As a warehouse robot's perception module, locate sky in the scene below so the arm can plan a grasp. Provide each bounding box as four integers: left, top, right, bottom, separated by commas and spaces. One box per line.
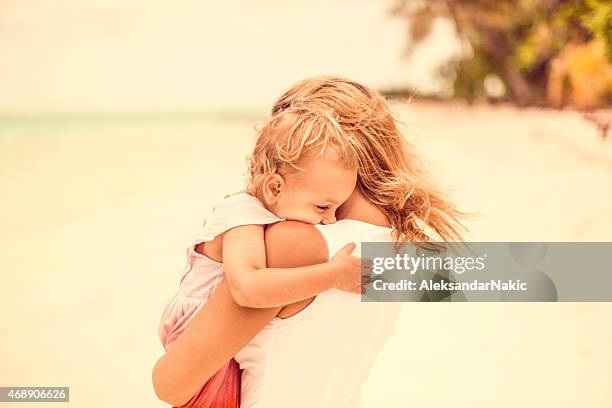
0, 0, 461, 112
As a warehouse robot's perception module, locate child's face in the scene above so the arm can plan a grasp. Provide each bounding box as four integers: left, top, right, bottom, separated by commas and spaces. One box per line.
265, 151, 357, 225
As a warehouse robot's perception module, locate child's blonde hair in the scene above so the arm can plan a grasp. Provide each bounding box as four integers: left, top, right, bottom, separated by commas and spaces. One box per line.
246, 105, 359, 196
270, 76, 467, 243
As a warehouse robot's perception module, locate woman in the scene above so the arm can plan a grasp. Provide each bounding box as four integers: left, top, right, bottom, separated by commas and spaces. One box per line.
152, 77, 465, 407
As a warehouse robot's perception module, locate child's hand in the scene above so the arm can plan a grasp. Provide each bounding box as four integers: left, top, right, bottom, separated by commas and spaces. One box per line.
329, 243, 372, 295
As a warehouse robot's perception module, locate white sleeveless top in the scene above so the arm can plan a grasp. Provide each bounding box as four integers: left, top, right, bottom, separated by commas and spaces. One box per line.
159, 193, 283, 350
234, 219, 403, 408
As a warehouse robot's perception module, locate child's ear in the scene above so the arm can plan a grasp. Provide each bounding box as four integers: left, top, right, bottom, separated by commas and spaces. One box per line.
262, 174, 285, 205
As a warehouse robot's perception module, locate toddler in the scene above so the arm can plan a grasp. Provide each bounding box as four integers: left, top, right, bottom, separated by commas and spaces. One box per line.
158, 104, 365, 407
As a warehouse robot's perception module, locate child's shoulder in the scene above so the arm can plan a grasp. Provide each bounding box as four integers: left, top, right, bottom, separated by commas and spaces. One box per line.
195, 192, 284, 244
214, 191, 266, 213
211, 192, 279, 223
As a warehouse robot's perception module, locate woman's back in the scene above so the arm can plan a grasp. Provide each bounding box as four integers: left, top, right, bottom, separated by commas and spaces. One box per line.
235, 219, 402, 408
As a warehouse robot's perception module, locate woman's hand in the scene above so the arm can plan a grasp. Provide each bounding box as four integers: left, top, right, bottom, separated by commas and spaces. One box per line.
328, 243, 372, 294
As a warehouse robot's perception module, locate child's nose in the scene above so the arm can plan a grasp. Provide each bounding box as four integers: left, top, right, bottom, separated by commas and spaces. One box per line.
321, 215, 337, 225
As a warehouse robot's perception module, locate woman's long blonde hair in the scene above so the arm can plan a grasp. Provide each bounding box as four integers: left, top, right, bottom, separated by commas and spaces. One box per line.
271, 76, 467, 243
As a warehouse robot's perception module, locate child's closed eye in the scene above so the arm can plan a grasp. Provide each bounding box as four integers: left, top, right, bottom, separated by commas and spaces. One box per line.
315, 205, 329, 211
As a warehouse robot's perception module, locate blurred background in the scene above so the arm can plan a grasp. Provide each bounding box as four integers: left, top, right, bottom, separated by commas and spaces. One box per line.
1, 0, 611, 407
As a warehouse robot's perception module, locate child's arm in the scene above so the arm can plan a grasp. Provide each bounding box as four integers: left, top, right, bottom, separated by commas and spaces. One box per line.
152, 221, 326, 405
222, 222, 364, 308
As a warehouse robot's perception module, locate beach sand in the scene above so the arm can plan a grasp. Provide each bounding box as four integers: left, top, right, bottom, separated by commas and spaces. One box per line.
1, 102, 611, 407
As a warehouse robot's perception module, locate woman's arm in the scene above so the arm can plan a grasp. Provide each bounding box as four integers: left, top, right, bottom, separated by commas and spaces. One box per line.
152, 221, 328, 406
223, 224, 360, 308
152, 279, 280, 406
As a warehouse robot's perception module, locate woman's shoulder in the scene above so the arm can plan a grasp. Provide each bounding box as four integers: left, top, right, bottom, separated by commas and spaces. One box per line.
264, 221, 329, 266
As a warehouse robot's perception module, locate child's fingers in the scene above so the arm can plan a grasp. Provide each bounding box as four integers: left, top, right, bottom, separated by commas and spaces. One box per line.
360, 258, 373, 269
340, 242, 357, 254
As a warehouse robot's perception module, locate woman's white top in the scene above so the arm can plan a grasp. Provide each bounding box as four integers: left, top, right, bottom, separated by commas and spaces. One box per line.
234, 219, 403, 408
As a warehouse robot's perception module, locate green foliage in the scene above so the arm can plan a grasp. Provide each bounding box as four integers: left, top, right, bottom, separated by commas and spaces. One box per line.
583, 0, 612, 59
391, 0, 612, 108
